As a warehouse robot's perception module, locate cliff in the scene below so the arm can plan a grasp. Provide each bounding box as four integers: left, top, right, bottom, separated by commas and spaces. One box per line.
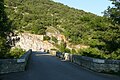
15, 33, 55, 51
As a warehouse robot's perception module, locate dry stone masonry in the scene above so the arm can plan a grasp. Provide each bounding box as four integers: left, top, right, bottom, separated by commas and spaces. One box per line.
55, 52, 120, 73
72, 55, 120, 73
15, 33, 55, 51
0, 49, 32, 74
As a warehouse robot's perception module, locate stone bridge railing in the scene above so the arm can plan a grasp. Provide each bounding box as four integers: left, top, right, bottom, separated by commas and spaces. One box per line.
0, 49, 32, 74
55, 52, 120, 73
72, 55, 120, 73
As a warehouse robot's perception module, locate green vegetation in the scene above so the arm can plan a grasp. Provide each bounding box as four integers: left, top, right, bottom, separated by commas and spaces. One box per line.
52, 36, 58, 43
0, 0, 25, 59
0, 0, 12, 58
8, 47, 26, 59
43, 35, 50, 41
64, 48, 71, 53
79, 48, 107, 59
104, 0, 120, 24
71, 49, 77, 54
1, 0, 120, 59
58, 42, 66, 52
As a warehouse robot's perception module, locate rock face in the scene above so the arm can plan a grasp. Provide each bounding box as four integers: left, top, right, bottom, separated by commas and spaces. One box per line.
14, 32, 89, 52
15, 33, 55, 51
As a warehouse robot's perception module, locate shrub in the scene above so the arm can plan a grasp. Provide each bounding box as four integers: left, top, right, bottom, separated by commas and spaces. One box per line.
43, 36, 50, 41
8, 47, 26, 58
71, 49, 77, 54
79, 47, 103, 58
111, 49, 120, 60
57, 41, 66, 52
52, 36, 58, 43
65, 48, 71, 53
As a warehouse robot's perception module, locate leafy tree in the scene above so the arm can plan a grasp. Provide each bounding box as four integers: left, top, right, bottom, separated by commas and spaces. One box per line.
0, 0, 11, 58
104, 0, 120, 24
3, 0, 120, 59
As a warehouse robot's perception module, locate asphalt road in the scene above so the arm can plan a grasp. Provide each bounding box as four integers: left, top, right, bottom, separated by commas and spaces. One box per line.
0, 52, 120, 80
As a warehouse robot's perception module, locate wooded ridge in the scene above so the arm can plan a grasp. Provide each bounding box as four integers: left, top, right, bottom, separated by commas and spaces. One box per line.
0, 0, 120, 59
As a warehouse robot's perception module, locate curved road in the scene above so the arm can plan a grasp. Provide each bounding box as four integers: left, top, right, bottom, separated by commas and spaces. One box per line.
1, 52, 120, 80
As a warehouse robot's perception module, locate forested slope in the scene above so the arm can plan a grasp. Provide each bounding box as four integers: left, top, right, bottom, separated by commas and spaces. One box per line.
2, 0, 120, 59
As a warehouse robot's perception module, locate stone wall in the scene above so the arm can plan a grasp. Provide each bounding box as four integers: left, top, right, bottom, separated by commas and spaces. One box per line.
55, 52, 120, 73
15, 33, 55, 51
0, 49, 32, 74
71, 55, 120, 73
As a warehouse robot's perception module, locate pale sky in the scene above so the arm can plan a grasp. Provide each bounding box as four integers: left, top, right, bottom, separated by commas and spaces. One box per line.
53, 0, 113, 16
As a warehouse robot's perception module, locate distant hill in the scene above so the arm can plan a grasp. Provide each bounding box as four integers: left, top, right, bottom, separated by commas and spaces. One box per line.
4, 0, 120, 59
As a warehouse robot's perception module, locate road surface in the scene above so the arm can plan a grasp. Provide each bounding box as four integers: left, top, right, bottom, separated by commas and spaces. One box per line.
0, 52, 120, 80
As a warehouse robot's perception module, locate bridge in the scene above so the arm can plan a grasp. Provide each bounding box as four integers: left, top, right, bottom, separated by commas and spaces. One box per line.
0, 52, 120, 80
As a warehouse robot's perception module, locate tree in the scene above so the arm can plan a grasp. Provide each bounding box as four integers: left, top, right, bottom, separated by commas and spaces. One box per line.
3, 0, 120, 59
0, 0, 11, 58
104, 0, 120, 24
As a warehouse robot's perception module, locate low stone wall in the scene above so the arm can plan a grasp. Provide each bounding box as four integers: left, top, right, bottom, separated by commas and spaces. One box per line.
0, 49, 32, 74
55, 52, 120, 73
72, 55, 120, 73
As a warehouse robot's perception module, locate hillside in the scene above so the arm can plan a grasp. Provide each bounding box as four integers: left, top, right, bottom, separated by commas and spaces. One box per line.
2, 0, 120, 59
4, 0, 110, 43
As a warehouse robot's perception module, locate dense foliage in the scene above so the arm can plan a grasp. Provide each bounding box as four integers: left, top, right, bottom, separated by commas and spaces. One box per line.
9, 47, 26, 58
0, 0, 26, 59
43, 35, 51, 41
2, 0, 120, 59
0, 0, 12, 58
104, 0, 120, 24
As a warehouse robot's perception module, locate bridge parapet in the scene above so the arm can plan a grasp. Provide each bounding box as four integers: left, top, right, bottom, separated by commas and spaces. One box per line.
71, 55, 120, 73
55, 52, 120, 73
0, 49, 32, 74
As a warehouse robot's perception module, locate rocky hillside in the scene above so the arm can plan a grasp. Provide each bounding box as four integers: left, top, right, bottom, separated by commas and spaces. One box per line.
15, 33, 54, 51
13, 31, 89, 52
3, 0, 120, 59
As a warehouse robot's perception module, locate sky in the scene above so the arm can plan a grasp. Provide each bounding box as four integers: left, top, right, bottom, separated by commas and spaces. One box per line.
53, 0, 113, 16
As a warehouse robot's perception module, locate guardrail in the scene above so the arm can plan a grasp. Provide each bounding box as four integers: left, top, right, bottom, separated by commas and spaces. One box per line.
0, 49, 32, 74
